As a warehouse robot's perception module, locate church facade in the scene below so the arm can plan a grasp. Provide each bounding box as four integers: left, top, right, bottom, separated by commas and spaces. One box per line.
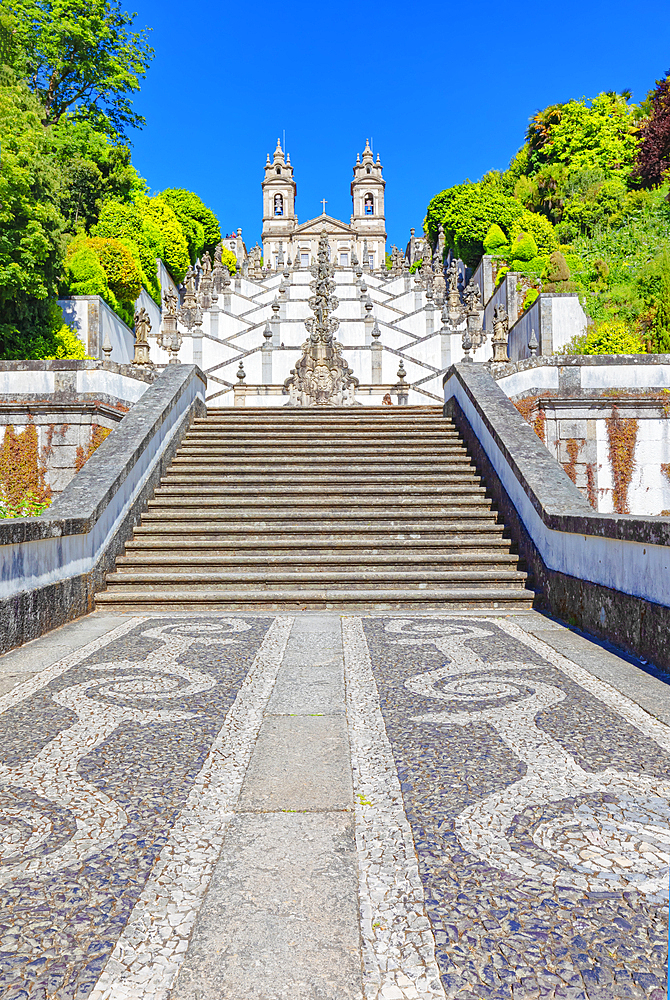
261, 139, 387, 272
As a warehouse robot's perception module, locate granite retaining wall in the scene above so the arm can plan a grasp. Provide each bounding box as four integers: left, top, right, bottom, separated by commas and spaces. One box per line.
444, 362, 670, 671
0, 365, 206, 653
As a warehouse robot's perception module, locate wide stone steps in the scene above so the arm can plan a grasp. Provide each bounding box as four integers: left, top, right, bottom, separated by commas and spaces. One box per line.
98, 407, 533, 611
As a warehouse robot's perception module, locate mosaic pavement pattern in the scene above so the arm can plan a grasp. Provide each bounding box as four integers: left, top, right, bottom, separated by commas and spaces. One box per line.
349, 616, 669, 1000
0, 613, 667, 1000
0, 615, 291, 999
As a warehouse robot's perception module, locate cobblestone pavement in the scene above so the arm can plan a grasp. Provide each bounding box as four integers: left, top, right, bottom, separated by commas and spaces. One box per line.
0, 611, 667, 1000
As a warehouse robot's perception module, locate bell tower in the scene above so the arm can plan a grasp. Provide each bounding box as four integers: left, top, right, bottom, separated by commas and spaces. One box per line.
262, 139, 297, 266
351, 139, 386, 269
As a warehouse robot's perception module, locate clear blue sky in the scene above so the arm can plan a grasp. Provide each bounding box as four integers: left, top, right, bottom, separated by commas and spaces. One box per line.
127, 0, 670, 251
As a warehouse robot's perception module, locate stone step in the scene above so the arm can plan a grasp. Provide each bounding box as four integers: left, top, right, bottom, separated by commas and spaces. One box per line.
123, 536, 512, 552
153, 484, 489, 497
138, 511, 499, 526
104, 569, 527, 587
175, 446, 470, 457
95, 586, 534, 610
131, 526, 506, 541
146, 496, 493, 511
159, 473, 483, 486
116, 551, 520, 568
183, 432, 462, 443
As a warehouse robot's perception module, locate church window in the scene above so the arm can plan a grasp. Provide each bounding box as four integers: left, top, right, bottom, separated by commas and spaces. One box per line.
274, 193, 283, 216
276, 166, 281, 174
301, 253, 309, 267
366, 165, 371, 174
364, 193, 374, 215
340, 252, 349, 266
368, 253, 375, 269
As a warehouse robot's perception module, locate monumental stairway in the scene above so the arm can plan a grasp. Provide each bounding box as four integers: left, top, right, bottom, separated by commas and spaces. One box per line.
97, 407, 533, 611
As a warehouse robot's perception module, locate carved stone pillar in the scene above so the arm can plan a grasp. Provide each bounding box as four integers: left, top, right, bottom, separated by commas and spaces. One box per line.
371, 321, 382, 384
261, 324, 273, 384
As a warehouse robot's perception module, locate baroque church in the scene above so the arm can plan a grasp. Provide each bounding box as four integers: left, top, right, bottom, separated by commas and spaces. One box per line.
146, 139, 483, 406
260, 138, 387, 272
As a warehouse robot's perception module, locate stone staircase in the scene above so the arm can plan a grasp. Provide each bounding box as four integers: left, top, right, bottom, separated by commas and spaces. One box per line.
96, 406, 534, 611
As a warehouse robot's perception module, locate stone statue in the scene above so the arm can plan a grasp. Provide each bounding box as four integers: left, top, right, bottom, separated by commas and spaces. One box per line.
132, 307, 152, 365
491, 304, 509, 363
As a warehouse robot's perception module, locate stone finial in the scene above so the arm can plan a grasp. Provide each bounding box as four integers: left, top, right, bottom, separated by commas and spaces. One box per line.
371, 319, 381, 340
272, 297, 280, 315
395, 360, 409, 405
365, 295, 374, 315
263, 323, 272, 343
102, 332, 113, 361
237, 360, 246, 382
528, 328, 539, 357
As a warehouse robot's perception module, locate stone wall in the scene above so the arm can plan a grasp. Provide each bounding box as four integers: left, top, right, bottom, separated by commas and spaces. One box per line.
58, 295, 136, 363
0, 362, 153, 493
444, 362, 670, 670
490, 355, 670, 516
507, 293, 588, 360
0, 365, 206, 654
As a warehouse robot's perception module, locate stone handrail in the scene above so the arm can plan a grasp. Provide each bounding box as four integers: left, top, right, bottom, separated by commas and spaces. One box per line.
1, 364, 206, 652
443, 362, 670, 668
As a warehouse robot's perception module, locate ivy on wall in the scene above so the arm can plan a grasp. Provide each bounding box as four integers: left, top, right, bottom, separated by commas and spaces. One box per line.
605, 406, 638, 514
75, 424, 112, 472
0, 422, 52, 516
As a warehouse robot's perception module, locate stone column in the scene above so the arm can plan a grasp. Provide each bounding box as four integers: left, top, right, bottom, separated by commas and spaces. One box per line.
414, 276, 423, 312
371, 321, 382, 384
271, 298, 281, 347
364, 297, 374, 345
192, 323, 203, 367
209, 298, 219, 340
482, 256, 494, 303
261, 324, 273, 384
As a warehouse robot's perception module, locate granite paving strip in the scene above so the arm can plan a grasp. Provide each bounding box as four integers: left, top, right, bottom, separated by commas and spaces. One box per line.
342, 616, 448, 1000
0, 613, 286, 1000
169, 614, 362, 1000
358, 614, 669, 1000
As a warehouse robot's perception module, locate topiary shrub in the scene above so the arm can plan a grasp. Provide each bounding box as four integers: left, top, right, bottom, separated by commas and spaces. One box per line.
510, 210, 558, 255
483, 224, 508, 255
88, 237, 142, 302
64, 243, 110, 298
495, 266, 510, 289
543, 250, 572, 291
510, 231, 539, 263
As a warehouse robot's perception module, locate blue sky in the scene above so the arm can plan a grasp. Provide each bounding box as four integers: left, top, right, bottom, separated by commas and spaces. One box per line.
127, 0, 670, 251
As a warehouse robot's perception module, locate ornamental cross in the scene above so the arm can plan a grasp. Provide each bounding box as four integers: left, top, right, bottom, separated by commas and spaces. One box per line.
321, 199, 327, 215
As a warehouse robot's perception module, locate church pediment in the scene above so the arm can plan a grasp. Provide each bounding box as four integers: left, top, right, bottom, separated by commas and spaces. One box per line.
293, 214, 356, 237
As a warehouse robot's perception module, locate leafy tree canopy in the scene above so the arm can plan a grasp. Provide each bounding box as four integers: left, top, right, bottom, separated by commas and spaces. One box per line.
633, 69, 670, 188
6, 0, 153, 139
161, 188, 222, 261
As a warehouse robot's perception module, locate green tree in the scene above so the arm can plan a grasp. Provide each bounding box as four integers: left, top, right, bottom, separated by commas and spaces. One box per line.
0, 82, 64, 357
6, 0, 153, 138
92, 198, 161, 300
161, 188, 221, 261
526, 93, 639, 175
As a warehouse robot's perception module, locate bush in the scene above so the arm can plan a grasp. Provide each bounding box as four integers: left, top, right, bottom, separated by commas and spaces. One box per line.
65, 235, 141, 303
44, 324, 90, 359
161, 189, 221, 260
427, 182, 526, 267
510, 231, 538, 263
560, 319, 646, 355
139, 196, 190, 283
220, 244, 238, 274
64, 242, 110, 298
510, 210, 558, 254
522, 288, 539, 311
483, 224, 508, 254
92, 200, 161, 302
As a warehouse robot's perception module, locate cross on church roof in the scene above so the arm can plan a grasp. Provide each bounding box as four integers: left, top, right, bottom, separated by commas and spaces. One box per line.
321, 199, 327, 215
